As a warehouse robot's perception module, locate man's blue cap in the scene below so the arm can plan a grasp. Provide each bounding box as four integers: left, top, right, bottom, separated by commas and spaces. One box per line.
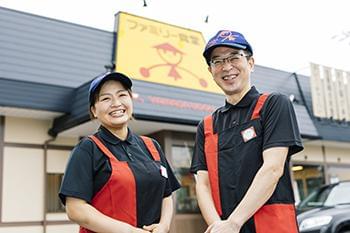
203, 30, 253, 64
88, 71, 132, 105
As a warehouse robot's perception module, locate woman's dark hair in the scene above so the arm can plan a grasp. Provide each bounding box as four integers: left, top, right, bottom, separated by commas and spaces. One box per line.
89, 80, 132, 119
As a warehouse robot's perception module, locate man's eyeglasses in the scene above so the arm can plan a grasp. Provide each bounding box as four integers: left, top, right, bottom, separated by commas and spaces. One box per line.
210, 52, 248, 68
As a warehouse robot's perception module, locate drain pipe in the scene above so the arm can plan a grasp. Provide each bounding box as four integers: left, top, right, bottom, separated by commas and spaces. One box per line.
43, 137, 56, 233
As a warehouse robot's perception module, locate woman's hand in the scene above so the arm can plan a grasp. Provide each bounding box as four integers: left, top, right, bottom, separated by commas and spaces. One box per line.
131, 227, 151, 233
143, 223, 169, 233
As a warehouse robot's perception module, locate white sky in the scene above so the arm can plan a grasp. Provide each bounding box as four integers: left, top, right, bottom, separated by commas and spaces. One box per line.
1, 0, 349, 76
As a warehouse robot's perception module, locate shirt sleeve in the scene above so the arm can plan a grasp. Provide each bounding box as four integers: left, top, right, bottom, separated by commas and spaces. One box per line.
190, 120, 208, 174
59, 138, 95, 205
152, 139, 181, 197
262, 93, 304, 156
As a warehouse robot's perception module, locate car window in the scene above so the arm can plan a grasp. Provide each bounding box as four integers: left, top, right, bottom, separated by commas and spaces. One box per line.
324, 183, 350, 206
298, 186, 332, 209
297, 182, 350, 213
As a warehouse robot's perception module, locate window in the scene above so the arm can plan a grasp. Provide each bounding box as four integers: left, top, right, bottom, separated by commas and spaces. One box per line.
46, 173, 65, 212
293, 164, 325, 202
172, 144, 199, 214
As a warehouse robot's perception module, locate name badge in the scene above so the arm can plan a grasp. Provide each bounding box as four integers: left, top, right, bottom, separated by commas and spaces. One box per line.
160, 165, 168, 178
241, 126, 257, 142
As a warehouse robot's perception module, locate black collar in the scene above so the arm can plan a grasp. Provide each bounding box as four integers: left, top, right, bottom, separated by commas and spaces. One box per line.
221, 86, 260, 113
98, 126, 136, 145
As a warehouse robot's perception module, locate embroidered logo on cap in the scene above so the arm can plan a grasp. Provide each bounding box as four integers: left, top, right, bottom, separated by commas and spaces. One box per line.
241, 126, 257, 142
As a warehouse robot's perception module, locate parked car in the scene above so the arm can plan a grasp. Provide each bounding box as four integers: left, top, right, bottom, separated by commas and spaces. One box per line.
297, 181, 350, 233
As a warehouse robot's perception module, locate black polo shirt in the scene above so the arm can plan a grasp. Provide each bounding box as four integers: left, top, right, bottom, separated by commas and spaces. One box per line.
191, 86, 303, 220
59, 126, 180, 226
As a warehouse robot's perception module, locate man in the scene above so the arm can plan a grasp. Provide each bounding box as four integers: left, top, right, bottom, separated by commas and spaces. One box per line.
190, 30, 303, 233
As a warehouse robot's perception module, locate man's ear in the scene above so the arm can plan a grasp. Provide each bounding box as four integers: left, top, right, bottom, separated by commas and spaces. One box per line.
249, 57, 255, 71
208, 66, 213, 75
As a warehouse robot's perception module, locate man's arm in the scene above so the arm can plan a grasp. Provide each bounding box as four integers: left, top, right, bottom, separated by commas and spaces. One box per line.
206, 147, 288, 233
196, 170, 222, 225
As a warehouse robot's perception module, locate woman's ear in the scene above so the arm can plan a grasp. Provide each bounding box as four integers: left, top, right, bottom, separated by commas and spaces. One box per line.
90, 106, 97, 118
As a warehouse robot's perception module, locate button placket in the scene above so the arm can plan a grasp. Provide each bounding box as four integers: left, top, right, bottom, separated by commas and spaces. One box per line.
121, 143, 134, 161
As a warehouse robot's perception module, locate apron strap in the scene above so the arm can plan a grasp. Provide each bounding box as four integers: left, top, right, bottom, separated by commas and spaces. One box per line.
89, 135, 119, 162
251, 93, 269, 120
203, 114, 222, 217
140, 136, 161, 161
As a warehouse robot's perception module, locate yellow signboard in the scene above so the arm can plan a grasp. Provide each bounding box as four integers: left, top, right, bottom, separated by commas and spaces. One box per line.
114, 12, 222, 94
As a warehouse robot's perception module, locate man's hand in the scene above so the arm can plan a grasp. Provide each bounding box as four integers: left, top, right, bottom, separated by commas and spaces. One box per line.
204, 220, 240, 233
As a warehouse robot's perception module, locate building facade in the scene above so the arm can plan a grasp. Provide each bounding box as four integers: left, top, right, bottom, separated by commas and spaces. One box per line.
1, 6, 350, 233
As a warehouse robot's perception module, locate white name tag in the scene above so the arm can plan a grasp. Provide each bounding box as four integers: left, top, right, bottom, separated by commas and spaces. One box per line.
160, 165, 168, 178
241, 126, 257, 142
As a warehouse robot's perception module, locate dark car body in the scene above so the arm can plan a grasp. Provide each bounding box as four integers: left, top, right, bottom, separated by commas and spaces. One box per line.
297, 181, 350, 233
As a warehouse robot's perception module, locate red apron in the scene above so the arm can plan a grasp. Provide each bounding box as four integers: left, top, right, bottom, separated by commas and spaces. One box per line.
204, 93, 298, 233
79, 135, 160, 233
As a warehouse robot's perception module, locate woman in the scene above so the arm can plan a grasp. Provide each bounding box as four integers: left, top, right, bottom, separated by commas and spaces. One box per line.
59, 72, 180, 233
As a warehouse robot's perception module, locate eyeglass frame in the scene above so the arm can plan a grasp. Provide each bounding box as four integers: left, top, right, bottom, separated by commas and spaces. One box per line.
209, 50, 251, 68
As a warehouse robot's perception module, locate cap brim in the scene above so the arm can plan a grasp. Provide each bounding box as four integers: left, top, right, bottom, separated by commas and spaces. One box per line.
102, 72, 132, 89
89, 72, 133, 105
203, 43, 248, 62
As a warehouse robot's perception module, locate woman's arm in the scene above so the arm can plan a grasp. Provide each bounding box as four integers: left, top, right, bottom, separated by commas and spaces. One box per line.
66, 197, 150, 233
159, 195, 174, 231
143, 195, 174, 233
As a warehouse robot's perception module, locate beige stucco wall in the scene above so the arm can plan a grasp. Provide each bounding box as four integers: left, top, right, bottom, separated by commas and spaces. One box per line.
50, 136, 79, 146
46, 224, 79, 233
4, 116, 78, 145
4, 117, 51, 143
328, 166, 350, 180
2, 147, 44, 222
292, 144, 324, 162
47, 149, 70, 173
292, 143, 350, 165
46, 213, 69, 221
1, 116, 77, 229
325, 146, 350, 164
0, 226, 43, 233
